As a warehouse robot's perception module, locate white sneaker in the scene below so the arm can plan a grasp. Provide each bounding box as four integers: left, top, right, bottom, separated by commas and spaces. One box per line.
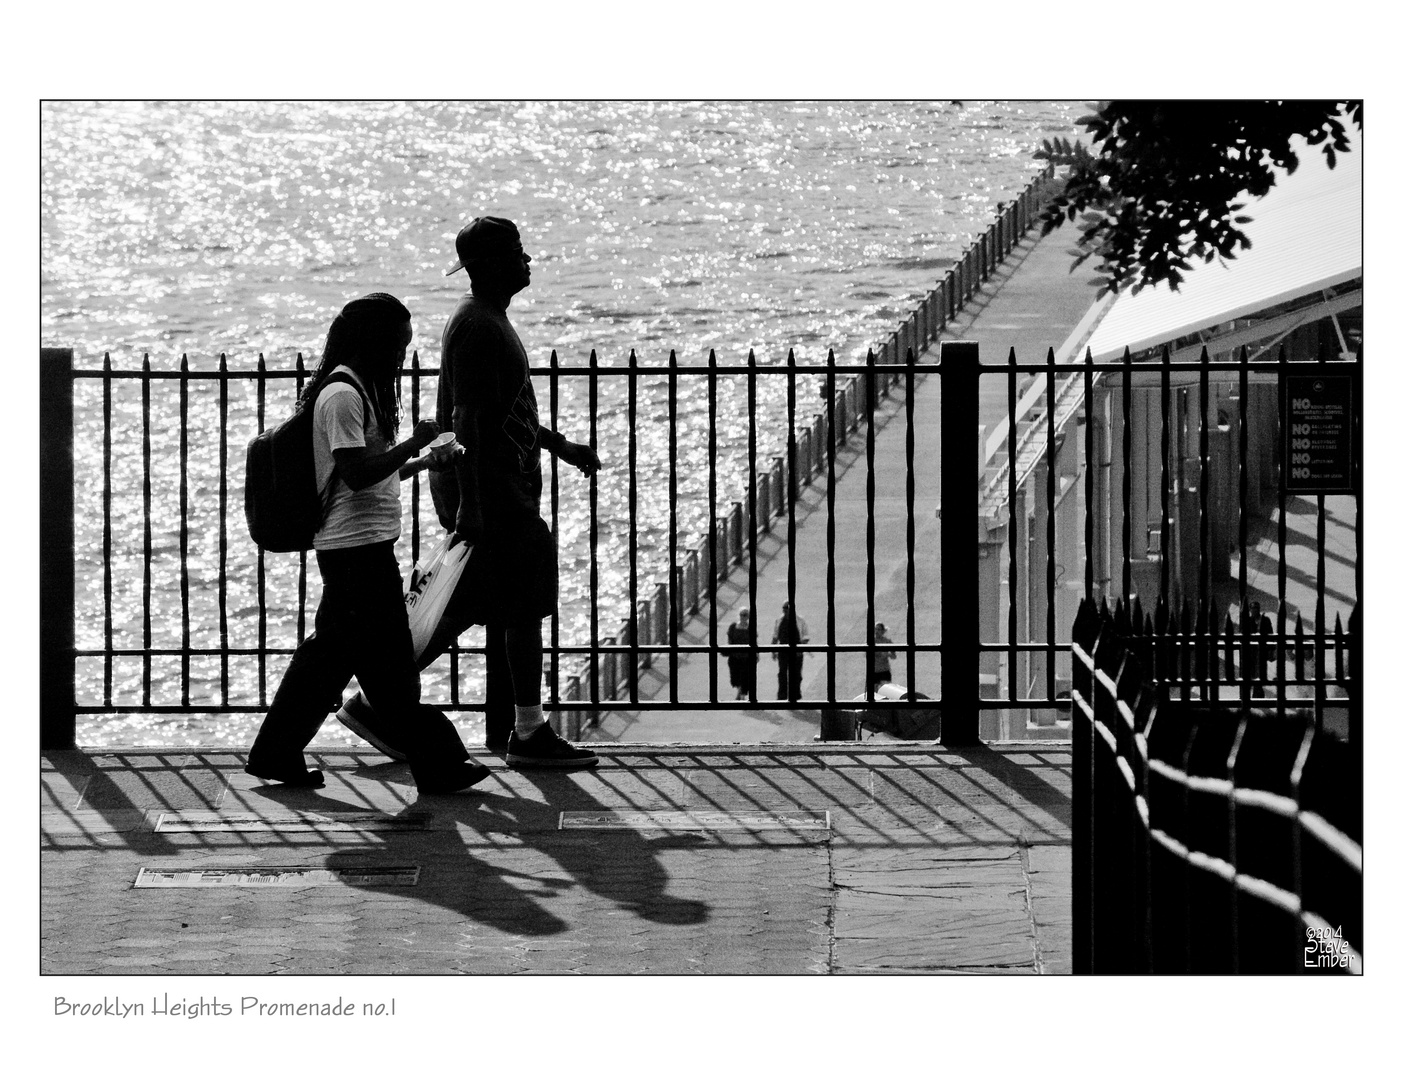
336, 693, 407, 761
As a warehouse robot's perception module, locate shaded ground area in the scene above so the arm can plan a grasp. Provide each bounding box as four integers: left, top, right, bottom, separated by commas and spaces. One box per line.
42, 744, 1070, 975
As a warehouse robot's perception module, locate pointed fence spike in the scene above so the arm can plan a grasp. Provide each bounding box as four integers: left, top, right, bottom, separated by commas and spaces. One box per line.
1132, 596, 1145, 636
1224, 616, 1237, 683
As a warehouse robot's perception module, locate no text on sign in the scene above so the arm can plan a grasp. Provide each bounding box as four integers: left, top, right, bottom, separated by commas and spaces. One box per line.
1284, 374, 1355, 494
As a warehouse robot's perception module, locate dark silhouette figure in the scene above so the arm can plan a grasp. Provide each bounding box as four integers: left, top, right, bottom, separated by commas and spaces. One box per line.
726, 608, 757, 699
342, 218, 601, 770
771, 601, 809, 702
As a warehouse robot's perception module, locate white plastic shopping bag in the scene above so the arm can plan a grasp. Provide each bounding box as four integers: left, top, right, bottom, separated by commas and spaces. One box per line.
405, 537, 473, 659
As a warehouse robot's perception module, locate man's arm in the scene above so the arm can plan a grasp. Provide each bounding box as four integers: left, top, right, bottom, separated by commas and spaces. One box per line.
538, 427, 600, 477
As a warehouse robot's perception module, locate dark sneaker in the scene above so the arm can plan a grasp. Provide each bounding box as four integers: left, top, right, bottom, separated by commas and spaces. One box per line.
336, 692, 407, 761
414, 758, 492, 795
245, 756, 325, 788
505, 724, 599, 769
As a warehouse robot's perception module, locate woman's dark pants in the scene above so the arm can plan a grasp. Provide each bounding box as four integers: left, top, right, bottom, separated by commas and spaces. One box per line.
248, 540, 468, 787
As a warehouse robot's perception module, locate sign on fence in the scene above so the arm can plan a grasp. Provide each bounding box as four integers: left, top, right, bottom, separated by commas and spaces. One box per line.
1284, 374, 1354, 494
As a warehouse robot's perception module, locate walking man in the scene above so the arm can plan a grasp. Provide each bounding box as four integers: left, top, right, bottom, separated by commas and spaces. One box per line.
338, 217, 601, 768
771, 601, 809, 702
869, 621, 895, 695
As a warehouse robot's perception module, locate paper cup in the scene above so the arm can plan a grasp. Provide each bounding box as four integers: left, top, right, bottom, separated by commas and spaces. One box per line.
428, 432, 459, 462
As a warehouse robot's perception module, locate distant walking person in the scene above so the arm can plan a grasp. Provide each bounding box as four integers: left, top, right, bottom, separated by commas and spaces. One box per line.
246, 294, 488, 794
337, 217, 602, 768
870, 621, 895, 694
771, 601, 809, 702
726, 608, 757, 699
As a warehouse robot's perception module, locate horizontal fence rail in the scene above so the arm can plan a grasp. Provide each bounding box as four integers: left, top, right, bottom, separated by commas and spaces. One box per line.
1071, 598, 1361, 973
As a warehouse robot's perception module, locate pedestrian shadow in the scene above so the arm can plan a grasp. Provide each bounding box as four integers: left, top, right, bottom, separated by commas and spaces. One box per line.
266, 763, 711, 938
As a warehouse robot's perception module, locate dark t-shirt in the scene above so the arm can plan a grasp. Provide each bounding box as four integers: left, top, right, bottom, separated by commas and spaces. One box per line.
431, 293, 543, 530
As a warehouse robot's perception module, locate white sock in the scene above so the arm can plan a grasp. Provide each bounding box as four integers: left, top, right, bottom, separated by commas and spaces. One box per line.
514, 705, 546, 737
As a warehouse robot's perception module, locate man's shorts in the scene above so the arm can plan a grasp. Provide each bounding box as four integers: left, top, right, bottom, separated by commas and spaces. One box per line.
442, 513, 557, 629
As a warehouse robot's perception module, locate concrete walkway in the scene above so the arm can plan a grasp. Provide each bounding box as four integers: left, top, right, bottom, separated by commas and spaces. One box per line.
41, 743, 1070, 975
589, 223, 1102, 743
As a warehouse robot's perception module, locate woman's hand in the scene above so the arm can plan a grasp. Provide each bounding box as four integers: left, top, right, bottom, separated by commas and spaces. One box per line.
410, 418, 440, 451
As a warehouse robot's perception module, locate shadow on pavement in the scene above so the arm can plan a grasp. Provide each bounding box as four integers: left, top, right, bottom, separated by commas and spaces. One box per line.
257, 763, 712, 937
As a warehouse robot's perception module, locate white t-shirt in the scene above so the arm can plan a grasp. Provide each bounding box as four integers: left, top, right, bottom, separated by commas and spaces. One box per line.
312, 366, 401, 550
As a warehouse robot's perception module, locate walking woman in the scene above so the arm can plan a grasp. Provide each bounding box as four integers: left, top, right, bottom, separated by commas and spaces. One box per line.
246, 293, 489, 793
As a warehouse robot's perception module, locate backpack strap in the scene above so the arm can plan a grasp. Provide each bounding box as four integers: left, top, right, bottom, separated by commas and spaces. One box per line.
312, 369, 373, 513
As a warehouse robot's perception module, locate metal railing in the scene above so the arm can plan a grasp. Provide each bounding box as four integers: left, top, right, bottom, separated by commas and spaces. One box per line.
1070, 598, 1361, 973
40, 169, 1065, 748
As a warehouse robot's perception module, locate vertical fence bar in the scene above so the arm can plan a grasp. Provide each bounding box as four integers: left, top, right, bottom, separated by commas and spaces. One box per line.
865, 349, 877, 699
549, 350, 560, 706
826, 354, 837, 706
747, 350, 759, 703
1238, 346, 1250, 621
256, 355, 268, 703
141, 353, 153, 706
1276, 359, 1288, 703
1047, 347, 1058, 689
589, 349, 600, 710
942, 340, 979, 743
179, 354, 191, 706
1122, 348, 1133, 601
708, 349, 719, 703
1084, 348, 1094, 601
218, 353, 230, 703
40, 348, 76, 749
1160, 347, 1171, 604
628, 349, 639, 705
1009, 346, 1020, 701
102, 353, 113, 706
1315, 494, 1327, 730
1198, 347, 1210, 605
905, 345, 917, 691
669, 350, 680, 702
787, 350, 799, 702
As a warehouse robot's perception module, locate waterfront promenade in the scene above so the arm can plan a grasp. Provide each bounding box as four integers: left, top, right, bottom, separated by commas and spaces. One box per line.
591, 221, 1104, 743
41, 742, 1070, 974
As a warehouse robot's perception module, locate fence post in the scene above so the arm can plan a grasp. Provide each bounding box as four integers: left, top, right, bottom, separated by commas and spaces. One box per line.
941, 340, 980, 744
40, 348, 76, 751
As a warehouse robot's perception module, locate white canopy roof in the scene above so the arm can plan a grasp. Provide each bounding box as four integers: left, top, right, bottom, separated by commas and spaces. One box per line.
1081, 129, 1362, 362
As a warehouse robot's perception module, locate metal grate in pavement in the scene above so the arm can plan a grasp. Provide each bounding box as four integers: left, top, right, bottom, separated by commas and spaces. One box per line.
133, 865, 420, 888
153, 811, 431, 833
558, 810, 830, 831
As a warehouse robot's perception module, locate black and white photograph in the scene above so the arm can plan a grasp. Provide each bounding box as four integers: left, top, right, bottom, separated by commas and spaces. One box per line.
21, 10, 1391, 1071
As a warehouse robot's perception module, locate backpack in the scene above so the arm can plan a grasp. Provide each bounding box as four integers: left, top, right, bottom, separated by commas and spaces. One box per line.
243, 371, 367, 552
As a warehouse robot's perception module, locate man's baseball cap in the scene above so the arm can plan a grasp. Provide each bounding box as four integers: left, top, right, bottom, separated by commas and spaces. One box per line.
444, 216, 523, 276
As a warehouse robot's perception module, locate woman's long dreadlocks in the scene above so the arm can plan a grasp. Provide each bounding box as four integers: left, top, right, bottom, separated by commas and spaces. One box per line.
298, 292, 412, 441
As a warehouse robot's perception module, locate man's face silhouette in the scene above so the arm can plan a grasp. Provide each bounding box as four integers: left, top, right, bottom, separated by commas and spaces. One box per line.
474, 244, 532, 299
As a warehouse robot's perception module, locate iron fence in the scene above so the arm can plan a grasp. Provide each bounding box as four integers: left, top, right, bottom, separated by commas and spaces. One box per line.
39, 170, 1065, 748
1070, 597, 1361, 973
39, 162, 1360, 757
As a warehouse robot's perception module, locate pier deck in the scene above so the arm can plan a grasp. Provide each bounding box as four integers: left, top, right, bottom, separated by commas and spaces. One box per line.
590, 222, 1103, 743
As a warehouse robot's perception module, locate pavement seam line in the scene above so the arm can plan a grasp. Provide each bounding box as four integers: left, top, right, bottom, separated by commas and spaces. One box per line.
1017, 830, 1045, 975
824, 831, 838, 975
